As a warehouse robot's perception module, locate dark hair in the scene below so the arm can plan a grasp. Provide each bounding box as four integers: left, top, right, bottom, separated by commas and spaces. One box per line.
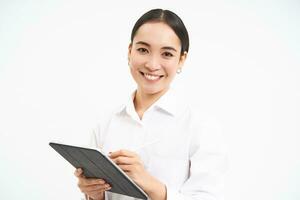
130, 9, 189, 55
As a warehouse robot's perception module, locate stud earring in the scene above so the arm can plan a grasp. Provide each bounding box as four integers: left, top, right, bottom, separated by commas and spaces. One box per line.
176, 68, 182, 74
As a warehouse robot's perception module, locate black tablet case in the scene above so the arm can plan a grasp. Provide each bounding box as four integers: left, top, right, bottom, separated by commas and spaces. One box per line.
49, 142, 148, 200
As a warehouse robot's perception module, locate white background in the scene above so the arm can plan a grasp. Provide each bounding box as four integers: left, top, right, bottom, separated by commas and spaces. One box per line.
0, 0, 299, 199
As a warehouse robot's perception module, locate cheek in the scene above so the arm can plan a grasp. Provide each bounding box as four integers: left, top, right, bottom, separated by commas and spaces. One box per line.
164, 61, 179, 77
129, 56, 143, 80
129, 54, 145, 70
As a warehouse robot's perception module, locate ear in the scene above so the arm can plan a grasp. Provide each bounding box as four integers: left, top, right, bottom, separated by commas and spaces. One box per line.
128, 43, 132, 62
178, 51, 188, 68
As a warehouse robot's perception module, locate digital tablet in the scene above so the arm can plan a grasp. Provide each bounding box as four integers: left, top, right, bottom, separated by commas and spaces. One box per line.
49, 142, 148, 200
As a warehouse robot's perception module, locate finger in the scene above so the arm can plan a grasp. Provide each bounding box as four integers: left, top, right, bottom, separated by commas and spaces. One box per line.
111, 156, 137, 165
74, 168, 84, 177
117, 164, 132, 172
87, 186, 111, 197
81, 183, 111, 193
109, 149, 136, 159
79, 177, 106, 186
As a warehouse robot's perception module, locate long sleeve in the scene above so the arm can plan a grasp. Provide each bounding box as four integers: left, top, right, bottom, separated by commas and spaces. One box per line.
166, 115, 228, 200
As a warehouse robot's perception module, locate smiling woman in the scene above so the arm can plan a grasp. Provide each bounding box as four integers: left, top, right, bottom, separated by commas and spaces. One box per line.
128, 9, 189, 119
74, 8, 228, 200
129, 22, 186, 106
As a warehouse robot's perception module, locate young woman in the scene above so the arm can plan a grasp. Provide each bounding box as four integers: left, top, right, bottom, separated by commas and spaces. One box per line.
75, 8, 227, 200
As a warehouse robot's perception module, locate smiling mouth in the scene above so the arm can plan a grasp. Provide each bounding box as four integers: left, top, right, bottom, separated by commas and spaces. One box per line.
140, 71, 164, 81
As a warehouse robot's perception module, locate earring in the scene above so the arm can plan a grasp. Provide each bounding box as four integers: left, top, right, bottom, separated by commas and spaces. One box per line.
176, 68, 182, 74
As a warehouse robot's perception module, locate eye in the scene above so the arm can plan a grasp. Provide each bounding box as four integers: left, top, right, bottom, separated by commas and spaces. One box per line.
162, 52, 174, 58
137, 48, 149, 54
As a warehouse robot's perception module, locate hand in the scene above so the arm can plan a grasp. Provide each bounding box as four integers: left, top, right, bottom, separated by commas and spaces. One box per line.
74, 168, 111, 200
109, 150, 166, 200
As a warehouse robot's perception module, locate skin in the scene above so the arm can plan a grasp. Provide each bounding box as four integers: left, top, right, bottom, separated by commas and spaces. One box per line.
128, 22, 187, 118
74, 168, 110, 200
75, 21, 187, 200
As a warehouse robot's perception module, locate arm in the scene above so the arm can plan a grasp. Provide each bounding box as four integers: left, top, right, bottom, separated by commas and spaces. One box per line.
109, 150, 167, 200
166, 116, 228, 200
109, 116, 228, 200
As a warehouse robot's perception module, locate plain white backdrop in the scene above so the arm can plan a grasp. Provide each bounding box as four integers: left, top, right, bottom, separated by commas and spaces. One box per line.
0, 0, 299, 199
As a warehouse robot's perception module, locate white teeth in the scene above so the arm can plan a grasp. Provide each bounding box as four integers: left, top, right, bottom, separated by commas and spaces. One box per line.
144, 73, 160, 81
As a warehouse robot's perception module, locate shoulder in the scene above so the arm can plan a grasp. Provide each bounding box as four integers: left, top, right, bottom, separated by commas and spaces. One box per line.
190, 108, 221, 130
93, 103, 125, 129
182, 107, 227, 165
89, 103, 126, 148
180, 101, 220, 127
188, 105, 228, 154
185, 104, 224, 142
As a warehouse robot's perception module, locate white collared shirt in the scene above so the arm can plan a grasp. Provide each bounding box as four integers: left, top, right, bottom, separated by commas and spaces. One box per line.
88, 88, 228, 200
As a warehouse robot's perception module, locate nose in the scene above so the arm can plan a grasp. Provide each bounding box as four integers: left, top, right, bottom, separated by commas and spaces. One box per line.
145, 55, 161, 71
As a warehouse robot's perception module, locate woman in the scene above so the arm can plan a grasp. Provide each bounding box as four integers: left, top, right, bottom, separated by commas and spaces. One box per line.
75, 8, 227, 200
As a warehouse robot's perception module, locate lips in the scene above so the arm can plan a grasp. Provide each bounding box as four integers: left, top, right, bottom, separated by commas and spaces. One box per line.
140, 71, 164, 81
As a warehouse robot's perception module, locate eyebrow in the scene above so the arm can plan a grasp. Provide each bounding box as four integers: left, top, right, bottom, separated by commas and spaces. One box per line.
135, 41, 177, 52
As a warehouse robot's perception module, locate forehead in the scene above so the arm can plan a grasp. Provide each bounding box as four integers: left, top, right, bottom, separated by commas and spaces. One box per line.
133, 22, 181, 49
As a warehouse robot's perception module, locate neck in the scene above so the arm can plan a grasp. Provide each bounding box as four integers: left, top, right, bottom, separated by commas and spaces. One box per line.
134, 87, 169, 119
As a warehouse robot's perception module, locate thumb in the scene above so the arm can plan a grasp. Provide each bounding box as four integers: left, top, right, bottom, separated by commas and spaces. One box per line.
74, 168, 83, 177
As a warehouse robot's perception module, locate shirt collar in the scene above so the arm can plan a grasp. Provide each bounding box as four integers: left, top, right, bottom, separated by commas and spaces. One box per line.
152, 87, 181, 116
114, 87, 185, 118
